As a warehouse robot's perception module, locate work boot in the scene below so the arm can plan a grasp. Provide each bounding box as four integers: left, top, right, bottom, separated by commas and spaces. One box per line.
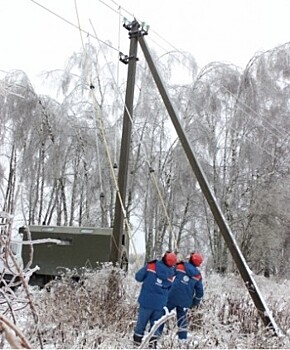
148, 336, 158, 349
133, 334, 142, 347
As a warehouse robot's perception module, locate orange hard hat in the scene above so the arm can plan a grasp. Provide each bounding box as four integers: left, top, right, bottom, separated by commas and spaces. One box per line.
190, 252, 203, 267
163, 251, 177, 267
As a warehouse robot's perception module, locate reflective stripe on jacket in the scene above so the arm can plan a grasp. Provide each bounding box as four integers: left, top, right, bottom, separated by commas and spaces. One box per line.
167, 261, 204, 308
135, 260, 175, 310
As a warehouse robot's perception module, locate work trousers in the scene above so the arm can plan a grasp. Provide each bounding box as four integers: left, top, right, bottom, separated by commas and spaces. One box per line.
159, 301, 188, 340
134, 306, 164, 338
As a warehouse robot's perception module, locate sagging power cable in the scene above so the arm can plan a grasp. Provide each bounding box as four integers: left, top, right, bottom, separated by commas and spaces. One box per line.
89, 19, 178, 251
30, 0, 289, 145
74, 0, 138, 259
29, 0, 120, 53
30, 0, 287, 253
100, 0, 290, 146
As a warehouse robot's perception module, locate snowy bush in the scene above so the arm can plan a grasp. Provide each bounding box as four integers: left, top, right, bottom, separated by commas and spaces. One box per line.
0, 265, 288, 349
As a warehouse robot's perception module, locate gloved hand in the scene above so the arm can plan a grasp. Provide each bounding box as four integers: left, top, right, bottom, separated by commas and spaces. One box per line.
190, 298, 201, 308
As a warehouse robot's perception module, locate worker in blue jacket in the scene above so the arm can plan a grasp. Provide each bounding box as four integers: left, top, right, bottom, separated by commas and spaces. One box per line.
160, 252, 204, 340
133, 251, 177, 348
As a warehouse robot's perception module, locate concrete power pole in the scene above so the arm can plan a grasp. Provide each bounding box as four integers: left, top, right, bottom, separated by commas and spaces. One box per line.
110, 20, 140, 264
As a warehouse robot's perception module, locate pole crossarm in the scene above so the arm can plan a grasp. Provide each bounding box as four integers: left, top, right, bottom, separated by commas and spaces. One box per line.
137, 32, 282, 336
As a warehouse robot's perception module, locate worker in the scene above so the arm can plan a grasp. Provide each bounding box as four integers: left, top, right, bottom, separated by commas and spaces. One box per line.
133, 251, 177, 348
160, 252, 204, 342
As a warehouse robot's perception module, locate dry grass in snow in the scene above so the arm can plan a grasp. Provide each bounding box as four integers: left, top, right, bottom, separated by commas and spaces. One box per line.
1, 264, 290, 349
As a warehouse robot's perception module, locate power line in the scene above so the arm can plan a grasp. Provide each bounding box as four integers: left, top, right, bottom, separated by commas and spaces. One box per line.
29, 0, 120, 53
104, 0, 290, 143
88, 18, 178, 251
220, 81, 290, 140
103, 0, 181, 53
187, 98, 288, 167
29, 0, 290, 159
91, 1, 290, 176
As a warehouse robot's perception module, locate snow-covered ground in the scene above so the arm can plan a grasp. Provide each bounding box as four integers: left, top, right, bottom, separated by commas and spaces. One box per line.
2, 263, 290, 349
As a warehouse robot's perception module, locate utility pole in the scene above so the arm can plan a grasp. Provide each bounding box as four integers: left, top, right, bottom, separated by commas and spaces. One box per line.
136, 29, 282, 336
110, 20, 140, 264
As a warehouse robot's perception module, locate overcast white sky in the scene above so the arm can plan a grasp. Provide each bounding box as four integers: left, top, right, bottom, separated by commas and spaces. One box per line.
1, 0, 290, 96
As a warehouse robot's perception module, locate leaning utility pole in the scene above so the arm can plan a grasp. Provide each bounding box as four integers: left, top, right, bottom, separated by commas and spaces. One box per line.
135, 24, 281, 335
112, 18, 281, 335
110, 20, 140, 263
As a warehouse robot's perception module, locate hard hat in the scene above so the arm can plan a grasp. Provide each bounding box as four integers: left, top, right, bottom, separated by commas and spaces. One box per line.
190, 252, 203, 267
163, 251, 177, 267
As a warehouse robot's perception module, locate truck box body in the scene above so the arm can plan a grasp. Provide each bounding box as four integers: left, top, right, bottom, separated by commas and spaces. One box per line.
20, 225, 116, 278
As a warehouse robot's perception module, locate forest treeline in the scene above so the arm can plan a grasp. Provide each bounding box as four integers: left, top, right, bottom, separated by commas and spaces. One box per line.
1, 41, 290, 276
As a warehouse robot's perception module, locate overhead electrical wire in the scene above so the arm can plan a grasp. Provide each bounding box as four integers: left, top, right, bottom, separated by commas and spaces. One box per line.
243, 79, 290, 140
97, 0, 122, 15
78, 2, 290, 267
192, 61, 290, 141
29, 0, 120, 53
88, 18, 178, 251
29, 0, 290, 145
105, 0, 290, 143
28, 0, 290, 251
41, 0, 128, 252
104, 0, 180, 53
27, 0, 288, 157
220, 82, 290, 140
73, 0, 138, 258
87, 16, 178, 250
187, 98, 288, 168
